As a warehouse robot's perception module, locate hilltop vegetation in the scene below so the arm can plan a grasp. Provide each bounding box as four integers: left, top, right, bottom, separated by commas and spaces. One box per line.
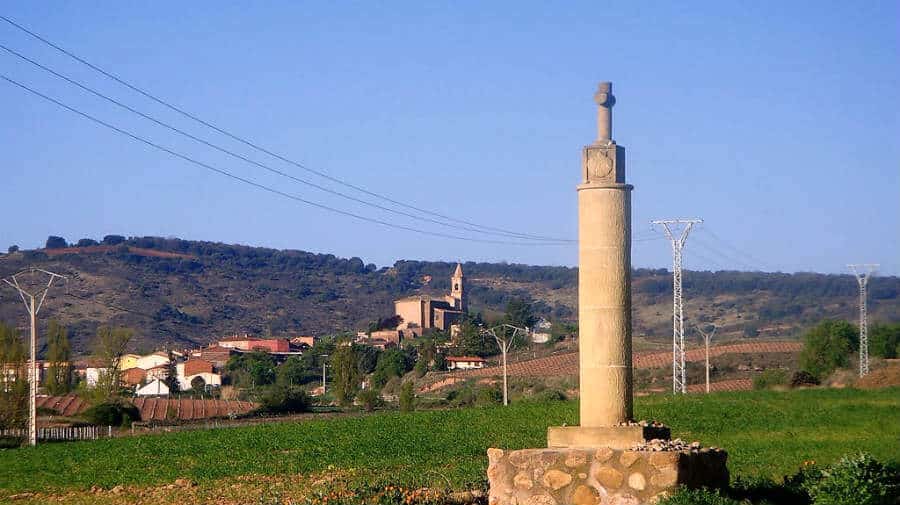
0, 235, 898, 353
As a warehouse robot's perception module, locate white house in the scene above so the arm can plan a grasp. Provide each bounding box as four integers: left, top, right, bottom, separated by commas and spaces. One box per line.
136, 379, 170, 396
447, 356, 486, 370
531, 318, 553, 344
136, 352, 171, 370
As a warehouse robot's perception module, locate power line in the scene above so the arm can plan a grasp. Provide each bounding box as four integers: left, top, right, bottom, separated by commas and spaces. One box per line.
0, 14, 572, 244
0, 74, 569, 247
0, 43, 572, 244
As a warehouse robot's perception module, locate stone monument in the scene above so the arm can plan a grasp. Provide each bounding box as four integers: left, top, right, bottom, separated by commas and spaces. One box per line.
486, 83, 729, 505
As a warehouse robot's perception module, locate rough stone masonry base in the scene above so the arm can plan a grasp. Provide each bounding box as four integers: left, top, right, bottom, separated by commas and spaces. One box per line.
487, 447, 728, 505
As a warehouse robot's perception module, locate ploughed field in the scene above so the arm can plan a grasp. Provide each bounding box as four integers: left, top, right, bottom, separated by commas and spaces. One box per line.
0, 387, 898, 503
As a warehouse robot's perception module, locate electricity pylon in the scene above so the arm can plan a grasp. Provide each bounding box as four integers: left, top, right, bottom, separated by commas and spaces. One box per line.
848, 264, 878, 377
651, 219, 702, 394
482, 324, 528, 406
1, 268, 67, 446
696, 324, 716, 394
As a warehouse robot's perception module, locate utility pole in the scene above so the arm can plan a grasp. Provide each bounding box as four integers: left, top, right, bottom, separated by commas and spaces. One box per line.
696, 325, 716, 394
651, 218, 702, 394
483, 324, 527, 406
848, 264, 878, 377
320, 354, 329, 395
1, 268, 67, 446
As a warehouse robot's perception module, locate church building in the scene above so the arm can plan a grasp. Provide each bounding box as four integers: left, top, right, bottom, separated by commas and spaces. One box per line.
394, 263, 467, 335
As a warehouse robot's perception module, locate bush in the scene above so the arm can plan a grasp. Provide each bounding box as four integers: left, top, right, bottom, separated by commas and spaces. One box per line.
798, 320, 857, 380
258, 385, 311, 415
533, 389, 568, 402
44, 236, 68, 249
82, 401, 140, 427
804, 453, 900, 505
791, 370, 820, 388
399, 381, 415, 412
356, 388, 382, 412
753, 369, 789, 390
657, 488, 742, 505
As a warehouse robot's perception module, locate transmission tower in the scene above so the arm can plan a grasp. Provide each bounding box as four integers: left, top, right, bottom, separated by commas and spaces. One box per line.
651, 219, 702, 394
696, 324, 716, 394
848, 264, 878, 377
1, 268, 67, 446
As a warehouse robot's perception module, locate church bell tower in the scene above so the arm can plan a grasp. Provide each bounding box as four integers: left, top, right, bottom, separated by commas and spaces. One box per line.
451, 263, 467, 312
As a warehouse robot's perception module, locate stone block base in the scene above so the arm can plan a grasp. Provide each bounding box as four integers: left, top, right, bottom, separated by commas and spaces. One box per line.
487, 446, 728, 505
547, 426, 671, 450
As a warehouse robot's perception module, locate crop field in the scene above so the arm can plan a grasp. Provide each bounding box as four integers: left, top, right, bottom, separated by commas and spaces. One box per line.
0, 387, 898, 504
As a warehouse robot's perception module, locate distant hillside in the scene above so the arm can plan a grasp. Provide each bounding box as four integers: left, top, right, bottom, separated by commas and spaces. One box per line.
1, 236, 898, 354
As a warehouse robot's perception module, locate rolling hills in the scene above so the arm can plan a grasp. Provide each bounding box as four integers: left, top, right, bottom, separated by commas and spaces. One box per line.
0, 235, 898, 354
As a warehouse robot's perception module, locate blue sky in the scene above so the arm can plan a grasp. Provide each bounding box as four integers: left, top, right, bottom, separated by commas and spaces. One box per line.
1, 1, 897, 274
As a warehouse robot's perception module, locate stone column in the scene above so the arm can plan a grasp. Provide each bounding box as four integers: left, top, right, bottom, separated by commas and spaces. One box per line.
578, 82, 633, 427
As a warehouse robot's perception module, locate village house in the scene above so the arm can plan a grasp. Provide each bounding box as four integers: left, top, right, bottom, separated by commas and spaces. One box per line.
218, 334, 290, 353
135, 351, 171, 370
136, 379, 169, 397
290, 335, 317, 348
118, 354, 141, 371
190, 345, 235, 368
121, 367, 147, 386
446, 356, 486, 370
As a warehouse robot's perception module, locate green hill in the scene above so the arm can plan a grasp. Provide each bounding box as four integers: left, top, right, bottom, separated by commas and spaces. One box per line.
0, 235, 897, 354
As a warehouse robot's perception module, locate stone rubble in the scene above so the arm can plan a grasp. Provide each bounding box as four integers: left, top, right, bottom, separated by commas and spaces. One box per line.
616, 420, 667, 429
630, 438, 724, 453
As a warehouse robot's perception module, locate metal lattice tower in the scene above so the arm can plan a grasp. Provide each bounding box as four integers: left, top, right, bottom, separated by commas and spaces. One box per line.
652, 219, 702, 394
848, 264, 878, 377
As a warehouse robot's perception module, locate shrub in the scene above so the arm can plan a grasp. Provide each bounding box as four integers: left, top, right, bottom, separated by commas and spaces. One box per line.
399, 381, 415, 412
258, 385, 311, 415
804, 453, 900, 505
798, 320, 857, 380
534, 389, 567, 402
82, 401, 140, 427
356, 388, 381, 412
475, 385, 502, 406
791, 370, 820, 388
657, 488, 742, 505
44, 236, 68, 249
753, 369, 789, 390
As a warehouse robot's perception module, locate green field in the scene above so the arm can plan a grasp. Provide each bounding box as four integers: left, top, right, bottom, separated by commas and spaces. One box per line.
1, 388, 898, 496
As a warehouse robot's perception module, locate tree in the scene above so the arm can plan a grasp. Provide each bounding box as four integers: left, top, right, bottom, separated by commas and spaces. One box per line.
276, 356, 309, 386
399, 381, 415, 412
356, 345, 381, 375
456, 317, 498, 357
258, 385, 310, 414
226, 351, 276, 388
75, 238, 99, 247
44, 319, 73, 395
799, 320, 857, 380
371, 348, 410, 389
190, 376, 206, 394
44, 236, 67, 249
869, 323, 900, 359
433, 353, 447, 371
504, 298, 537, 329
7, 245, 18, 254
162, 350, 180, 395
331, 344, 360, 406
102, 235, 126, 245
0, 322, 27, 429
92, 326, 134, 399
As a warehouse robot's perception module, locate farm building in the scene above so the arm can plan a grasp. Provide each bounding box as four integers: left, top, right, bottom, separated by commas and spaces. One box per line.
447, 356, 486, 370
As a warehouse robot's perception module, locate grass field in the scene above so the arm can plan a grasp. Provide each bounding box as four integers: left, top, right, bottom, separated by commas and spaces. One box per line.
1, 387, 898, 503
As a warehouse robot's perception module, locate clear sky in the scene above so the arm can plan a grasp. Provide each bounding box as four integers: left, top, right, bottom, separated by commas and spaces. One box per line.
1, 1, 897, 275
